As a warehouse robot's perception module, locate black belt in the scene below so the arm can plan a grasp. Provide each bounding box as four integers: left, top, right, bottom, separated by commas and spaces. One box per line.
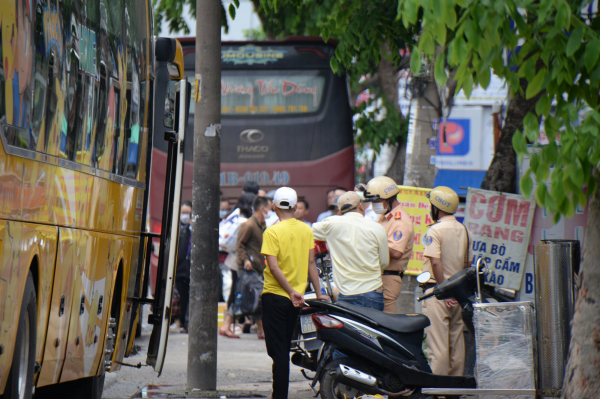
383, 271, 404, 278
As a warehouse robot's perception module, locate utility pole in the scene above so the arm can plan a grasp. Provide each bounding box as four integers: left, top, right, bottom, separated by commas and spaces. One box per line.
188, 0, 221, 390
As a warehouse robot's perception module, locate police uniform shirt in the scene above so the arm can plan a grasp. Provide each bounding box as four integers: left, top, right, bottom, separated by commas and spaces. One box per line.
379, 204, 415, 272
422, 215, 473, 281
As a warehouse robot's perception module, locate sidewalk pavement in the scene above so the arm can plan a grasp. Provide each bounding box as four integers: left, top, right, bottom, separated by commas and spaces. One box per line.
103, 326, 316, 399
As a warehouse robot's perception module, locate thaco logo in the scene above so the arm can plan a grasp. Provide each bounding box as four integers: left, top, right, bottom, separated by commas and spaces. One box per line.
437, 119, 470, 156
240, 129, 265, 143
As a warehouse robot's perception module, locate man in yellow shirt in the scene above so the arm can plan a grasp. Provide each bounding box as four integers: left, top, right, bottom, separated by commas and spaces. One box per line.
312, 191, 389, 310
261, 187, 328, 399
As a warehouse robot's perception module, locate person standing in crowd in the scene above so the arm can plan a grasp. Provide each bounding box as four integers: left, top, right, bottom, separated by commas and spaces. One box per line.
264, 190, 279, 227
261, 187, 329, 399
220, 198, 231, 221
219, 196, 270, 339
312, 192, 389, 310
175, 200, 193, 333
243, 180, 260, 195
355, 183, 379, 222
218, 198, 231, 302
219, 193, 255, 308
293, 199, 311, 226
363, 176, 414, 314
421, 186, 472, 376
258, 189, 267, 197
316, 187, 346, 222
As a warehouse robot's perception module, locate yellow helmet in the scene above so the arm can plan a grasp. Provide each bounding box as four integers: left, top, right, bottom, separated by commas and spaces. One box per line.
363, 176, 399, 201
426, 186, 459, 214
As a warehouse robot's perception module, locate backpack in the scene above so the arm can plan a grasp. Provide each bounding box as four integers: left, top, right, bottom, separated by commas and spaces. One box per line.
230, 270, 264, 317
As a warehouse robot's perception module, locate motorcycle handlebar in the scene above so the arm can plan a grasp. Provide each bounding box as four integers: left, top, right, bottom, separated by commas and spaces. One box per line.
417, 291, 435, 302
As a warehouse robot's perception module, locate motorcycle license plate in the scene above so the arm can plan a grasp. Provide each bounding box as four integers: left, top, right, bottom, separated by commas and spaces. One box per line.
300, 314, 316, 334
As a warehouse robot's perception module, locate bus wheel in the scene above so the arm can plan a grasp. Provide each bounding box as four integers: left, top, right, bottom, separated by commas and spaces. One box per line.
1, 273, 36, 399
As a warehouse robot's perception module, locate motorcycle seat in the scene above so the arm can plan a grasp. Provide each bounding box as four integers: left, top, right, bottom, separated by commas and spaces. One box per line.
336, 301, 430, 333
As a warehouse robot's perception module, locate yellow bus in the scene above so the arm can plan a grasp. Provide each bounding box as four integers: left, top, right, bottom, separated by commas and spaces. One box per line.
0, 0, 189, 398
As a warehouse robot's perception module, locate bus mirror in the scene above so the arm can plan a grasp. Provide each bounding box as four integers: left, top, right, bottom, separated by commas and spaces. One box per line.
155, 37, 184, 80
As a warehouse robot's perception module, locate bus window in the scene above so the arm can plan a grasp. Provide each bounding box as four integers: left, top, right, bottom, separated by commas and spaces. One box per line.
31, 0, 48, 152
1, 0, 35, 149
43, 54, 58, 154
62, 51, 84, 161
92, 65, 109, 169
111, 86, 121, 174
77, 75, 95, 165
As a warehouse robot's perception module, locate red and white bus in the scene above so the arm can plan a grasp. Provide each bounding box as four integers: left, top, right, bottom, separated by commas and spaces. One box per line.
149, 37, 355, 239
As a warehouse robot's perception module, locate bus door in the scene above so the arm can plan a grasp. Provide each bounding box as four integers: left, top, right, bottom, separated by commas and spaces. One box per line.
132, 38, 190, 375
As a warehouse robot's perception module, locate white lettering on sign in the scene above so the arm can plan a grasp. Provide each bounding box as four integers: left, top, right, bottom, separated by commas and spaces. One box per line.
464, 188, 535, 290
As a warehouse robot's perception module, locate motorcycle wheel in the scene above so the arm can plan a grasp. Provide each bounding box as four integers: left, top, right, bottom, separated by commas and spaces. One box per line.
319, 358, 368, 399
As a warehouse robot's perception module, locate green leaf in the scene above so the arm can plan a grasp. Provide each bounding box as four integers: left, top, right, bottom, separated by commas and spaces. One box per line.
536, 95, 551, 116
535, 162, 550, 184
544, 140, 559, 164
449, 36, 467, 67
464, 18, 480, 51
521, 173, 534, 198
568, 162, 584, 187
444, 2, 457, 29
535, 182, 547, 205
512, 129, 528, 155
478, 67, 491, 89
462, 74, 474, 98
228, 3, 236, 20
566, 26, 584, 57
410, 49, 422, 74
434, 53, 448, 86
584, 39, 600, 72
330, 56, 339, 74
233, 0, 240, 7
526, 68, 547, 99
401, 1, 419, 26
556, 1, 571, 30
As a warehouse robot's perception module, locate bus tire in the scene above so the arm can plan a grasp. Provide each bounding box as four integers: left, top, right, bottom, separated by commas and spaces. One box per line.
71, 375, 105, 399
1, 273, 36, 399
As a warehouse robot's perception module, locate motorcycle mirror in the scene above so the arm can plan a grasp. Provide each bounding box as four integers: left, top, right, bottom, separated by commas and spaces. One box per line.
416, 271, 431, 284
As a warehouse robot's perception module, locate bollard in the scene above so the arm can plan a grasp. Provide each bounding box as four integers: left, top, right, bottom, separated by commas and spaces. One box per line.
533, 240, 580, 398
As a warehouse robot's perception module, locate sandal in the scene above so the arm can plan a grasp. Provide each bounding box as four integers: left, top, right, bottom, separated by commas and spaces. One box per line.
219, 328, 240, 338
257, 332, 265, 340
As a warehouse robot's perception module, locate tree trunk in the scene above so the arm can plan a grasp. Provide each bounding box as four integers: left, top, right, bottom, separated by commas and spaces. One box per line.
378, 42, 407, 181
481, 82, 543, 193
385, 142, 407, 183
561, 174, 600, 398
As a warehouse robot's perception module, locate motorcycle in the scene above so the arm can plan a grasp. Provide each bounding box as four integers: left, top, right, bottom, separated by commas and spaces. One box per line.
296, 259, 503, 398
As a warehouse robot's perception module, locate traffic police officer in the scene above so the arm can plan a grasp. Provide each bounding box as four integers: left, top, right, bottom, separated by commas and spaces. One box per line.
421, 186, 472, 376
363, 176, 414, 314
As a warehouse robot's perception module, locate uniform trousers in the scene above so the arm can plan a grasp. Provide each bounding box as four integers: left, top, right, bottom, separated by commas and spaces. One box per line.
422, 293, 465, 376
262, 293, 300, 399
382, 274, 402, 313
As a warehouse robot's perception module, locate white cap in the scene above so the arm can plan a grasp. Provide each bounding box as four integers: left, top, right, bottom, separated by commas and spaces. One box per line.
273, 187, 297, 210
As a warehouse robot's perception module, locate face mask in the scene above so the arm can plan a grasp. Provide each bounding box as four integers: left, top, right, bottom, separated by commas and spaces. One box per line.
372, 202, 387, 215
265, 210, 275, 219
219, 210, 229, 219
181, 213, 191, 224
